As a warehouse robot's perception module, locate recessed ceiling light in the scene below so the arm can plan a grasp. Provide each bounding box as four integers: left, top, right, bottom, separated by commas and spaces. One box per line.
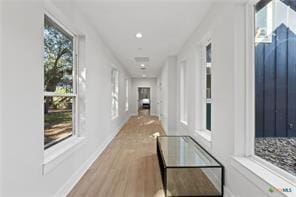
140, 64, 145, 67
136, 32, 143, 38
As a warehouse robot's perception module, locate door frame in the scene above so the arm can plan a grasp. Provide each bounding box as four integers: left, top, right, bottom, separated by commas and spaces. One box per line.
137, 86, 152, 112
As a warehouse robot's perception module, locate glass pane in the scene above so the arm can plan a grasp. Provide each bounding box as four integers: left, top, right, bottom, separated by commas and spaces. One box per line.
255, 0, 296, 176
167, 168, 222, 196
206, 43, 212, 131
44, 15, 74, 93
206, 43, 211, 99
158, 136, 219, 167
255, 0, 273, 43
206, 43, 211, 63
206, 103, 211, 131
44, 96, 73, 148
111, 69, 119, 118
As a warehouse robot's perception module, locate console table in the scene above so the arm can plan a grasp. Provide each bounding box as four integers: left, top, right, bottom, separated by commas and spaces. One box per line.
157, 136, 224, 197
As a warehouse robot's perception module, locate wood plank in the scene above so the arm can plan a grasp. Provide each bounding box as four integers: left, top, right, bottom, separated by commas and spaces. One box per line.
264, 34, 276, 137
288, 28, 296, 137
255, 43, 265, 137
275, 24, 288, 137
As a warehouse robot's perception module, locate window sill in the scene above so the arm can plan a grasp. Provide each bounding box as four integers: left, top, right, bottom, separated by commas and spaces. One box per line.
180, 120, 188, 126
231, 157, 296, 197
194, 130, 212, 148
111, 115, 118, 120
43, 136, 85, 175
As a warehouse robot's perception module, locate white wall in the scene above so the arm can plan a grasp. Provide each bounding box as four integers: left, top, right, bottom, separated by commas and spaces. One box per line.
0, 1, 131, 196
172, 3, 286, 197
158, 56, 177, 133
130, 78, 157, 115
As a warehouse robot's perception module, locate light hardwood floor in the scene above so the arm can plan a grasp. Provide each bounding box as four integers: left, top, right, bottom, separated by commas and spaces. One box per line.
68, 116, 165, 197
68, 116, 219, 197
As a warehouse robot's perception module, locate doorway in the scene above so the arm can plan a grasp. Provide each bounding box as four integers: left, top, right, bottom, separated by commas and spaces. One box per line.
138, 87, 151, 116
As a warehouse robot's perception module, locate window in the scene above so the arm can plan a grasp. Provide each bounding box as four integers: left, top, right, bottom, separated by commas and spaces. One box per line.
125, 79, 129, 112
255, 0, 296, 176
111, 69, 119, 119
205, 43, 212, 131
44, 15, 77, 149
255, 0, 273, 43
180, 61, 187, 124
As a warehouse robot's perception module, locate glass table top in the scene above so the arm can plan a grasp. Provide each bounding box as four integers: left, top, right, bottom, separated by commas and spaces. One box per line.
157, 136, 220, 167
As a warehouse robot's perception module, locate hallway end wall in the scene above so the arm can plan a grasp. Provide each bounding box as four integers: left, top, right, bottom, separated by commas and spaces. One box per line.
130, 78, 158, 116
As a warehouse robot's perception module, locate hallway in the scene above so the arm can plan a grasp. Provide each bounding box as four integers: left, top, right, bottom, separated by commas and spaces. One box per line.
2, 1, 296, 196
68, 116, 165, 197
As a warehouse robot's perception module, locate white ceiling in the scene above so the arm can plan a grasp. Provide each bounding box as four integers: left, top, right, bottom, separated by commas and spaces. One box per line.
78, 1, 213, 78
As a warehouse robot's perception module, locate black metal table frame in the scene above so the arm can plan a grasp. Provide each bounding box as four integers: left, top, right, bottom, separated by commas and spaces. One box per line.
156, 135, 225, 197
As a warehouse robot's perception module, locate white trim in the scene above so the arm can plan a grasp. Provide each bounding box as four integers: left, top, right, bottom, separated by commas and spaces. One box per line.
136, 86, 152, 115
43, 136, 85, 175
235, 0, 296, 191
233, 2, 247, 156
245, 1, 256, 157
232, 157, 296, 197
194, 129, 212, 148
202, 37, 212, 132
43, 8, 79, 150
44, 92, 76, 97
125, 78, 129, 112
180, 60, 188, 123
224, 186, 235, 197
44, 0, 80, 37
180, 120, 188, 126
252, 155, 296, 184
111, 68, 119, 119
196, 129, 212, 141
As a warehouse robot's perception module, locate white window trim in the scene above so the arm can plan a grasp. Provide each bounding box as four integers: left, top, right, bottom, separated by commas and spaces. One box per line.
193, 34, 213, 145
201, 37, 212, 133
232, 1, 296, 195
125, 78, 129, 112
43, 3, 85, 174
180, 60, 188, 125
43, 136, 85, 174
255, 0, 274, 43
232, 156, 296, 197
44, 12, 79, 148
111, 68, 119, 119
204, 40, 212, 133
194, 129, 212, 148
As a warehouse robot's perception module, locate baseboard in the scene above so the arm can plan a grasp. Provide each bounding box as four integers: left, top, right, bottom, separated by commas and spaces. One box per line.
202, 168, 221, 192
54, 118, 128, 197
224, 186, 235, 197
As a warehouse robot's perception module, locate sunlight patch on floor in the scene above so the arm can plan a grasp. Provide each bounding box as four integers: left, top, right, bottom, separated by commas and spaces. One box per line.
150, 132, 160, 138
144, 120, 155, 125
153, 189, 165, 197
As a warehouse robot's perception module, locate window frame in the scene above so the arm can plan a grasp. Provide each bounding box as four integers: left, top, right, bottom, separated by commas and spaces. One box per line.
125, 78, 129, 112
43, 12, 79, 150
204, 40, 212, 132
180, 60, 188, 125
244, 0, 296, 184
111, 68, 119, 119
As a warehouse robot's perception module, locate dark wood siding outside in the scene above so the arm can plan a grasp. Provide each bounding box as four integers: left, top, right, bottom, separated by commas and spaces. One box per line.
255, 24, 296, 137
